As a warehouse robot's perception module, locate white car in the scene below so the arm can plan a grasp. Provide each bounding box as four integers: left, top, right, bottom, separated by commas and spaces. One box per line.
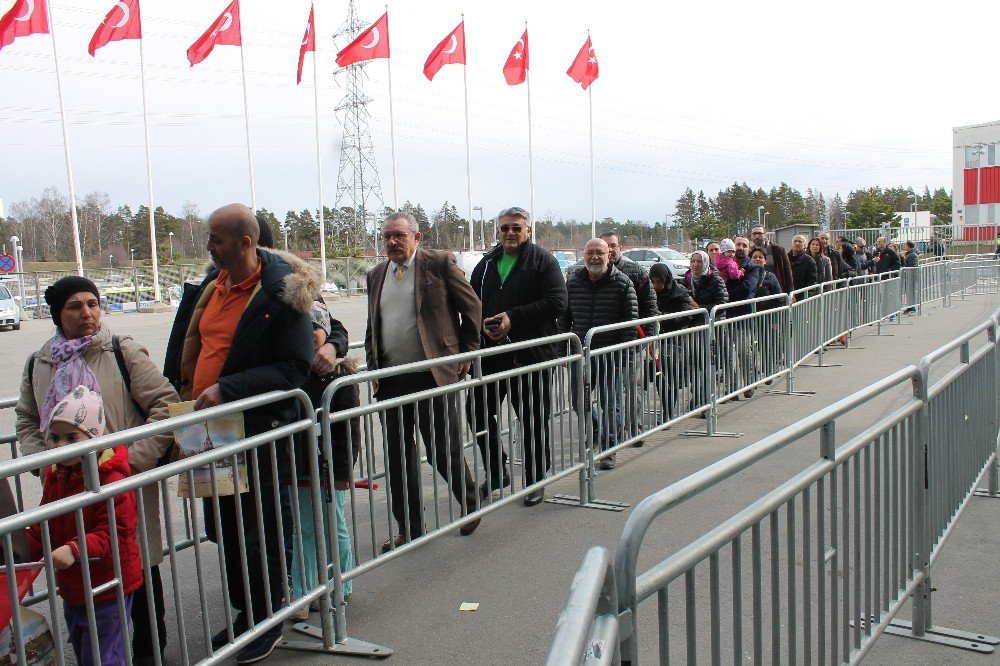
0, 281, 21, 331
623, 247, 690, 280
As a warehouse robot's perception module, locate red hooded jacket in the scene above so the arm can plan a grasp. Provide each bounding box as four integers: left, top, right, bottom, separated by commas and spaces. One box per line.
26, 446, 143, 606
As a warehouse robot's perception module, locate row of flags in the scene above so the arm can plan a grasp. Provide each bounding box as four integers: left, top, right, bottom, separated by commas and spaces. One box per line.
0, 0, 600, 90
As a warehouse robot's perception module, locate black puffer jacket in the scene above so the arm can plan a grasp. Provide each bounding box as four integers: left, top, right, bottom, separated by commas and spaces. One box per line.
470, 241, 568, 364
754, 270, 784, 309
650, 265, 700, 332
560, 265, 638, 349
612, 256, 658, 334
788, 250, 818, 292
874, 246, 901, 273
683, 269, 729, 316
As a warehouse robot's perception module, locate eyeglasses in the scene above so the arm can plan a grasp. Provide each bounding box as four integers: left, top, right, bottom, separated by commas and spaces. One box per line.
499, 225, 525, 233
382, 232, 409, 241
584, 249, 607, 256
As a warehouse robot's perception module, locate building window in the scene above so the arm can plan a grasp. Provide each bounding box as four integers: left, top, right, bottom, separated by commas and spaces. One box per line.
966, 145, 982, 168
991, 144, 997, 166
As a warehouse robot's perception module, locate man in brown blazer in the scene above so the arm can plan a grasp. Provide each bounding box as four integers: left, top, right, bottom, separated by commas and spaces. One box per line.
365, 211, 483, 552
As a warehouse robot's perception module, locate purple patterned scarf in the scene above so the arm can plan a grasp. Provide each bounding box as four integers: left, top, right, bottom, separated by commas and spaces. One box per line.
39, 331, 102, 430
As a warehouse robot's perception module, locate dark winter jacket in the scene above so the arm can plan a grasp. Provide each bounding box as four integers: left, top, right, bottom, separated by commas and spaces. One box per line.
839, 242, 860, 277
788, 250, 818, 293
302, 358, 360, 484
652, 272, 701, 332
683, 268, 729, 315
470, 241, 568, 365
754, 270, 784, 309
611, 256, 658, 334
755, 242, 794, 293
561, 265, 638, 349
26, 447, 143, 606
164, 248, 314, 478
873, 246, 902, 274
903, 249, 919, 268
724, 256, 763, 317
824, 247, 850, 280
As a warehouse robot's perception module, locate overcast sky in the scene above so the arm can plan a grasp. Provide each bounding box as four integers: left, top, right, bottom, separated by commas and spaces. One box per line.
0, 0, 996, 225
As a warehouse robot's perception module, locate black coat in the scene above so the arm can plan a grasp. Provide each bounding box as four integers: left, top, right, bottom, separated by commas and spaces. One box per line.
470, 241, 568, 364
302, 361, 360, 484
904, 249, 919, 268
788, 250, 818, 292
874, 246, 902, 273
754, 270, 783, 309
164, 249, 314, 445
612, 256, 658, 334
655, 279, 701, 332
683, 269, 729, 316
824, 247, 850, 280
560, 265, 638, 349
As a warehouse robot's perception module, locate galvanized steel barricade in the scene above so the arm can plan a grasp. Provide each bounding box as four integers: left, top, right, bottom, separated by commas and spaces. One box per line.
545, 546, 620, 665
582, 312, 711, 468
0, 390, 388, 664
318, 333, 590, 576
547, 311, 1000, 664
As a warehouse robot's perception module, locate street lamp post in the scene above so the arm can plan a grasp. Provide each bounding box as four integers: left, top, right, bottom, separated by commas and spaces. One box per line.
972, 144, 987, 255
473, 205, 485, 250
130, 248, 135, 266
9, 235, 25, 315
757, 206, 765, 227
109, 253, 114, 269
168, 231, 175, 262
457, 225, 465, 250
763, 211, 769, 227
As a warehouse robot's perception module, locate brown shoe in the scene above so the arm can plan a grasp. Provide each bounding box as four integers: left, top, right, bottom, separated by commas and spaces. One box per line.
381, 534, 408, 553
459, 517, 481, 536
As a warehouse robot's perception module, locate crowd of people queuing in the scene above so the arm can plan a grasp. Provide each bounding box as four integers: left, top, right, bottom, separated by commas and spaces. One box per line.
6, 202, 926, 664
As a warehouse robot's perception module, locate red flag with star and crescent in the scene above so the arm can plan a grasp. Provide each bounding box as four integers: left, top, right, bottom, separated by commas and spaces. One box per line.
89, 0, 142, 57
423, 20, 465, 81
0, 0, 49, 53
503, 29, 528, 85
186, 0, 241, 67
297, 3, 315, 84
335, 12, 389, 68
567, 36, 598, 90
0, 564, 44, 628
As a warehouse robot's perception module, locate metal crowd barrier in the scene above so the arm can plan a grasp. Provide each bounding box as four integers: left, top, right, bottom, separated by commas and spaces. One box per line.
547, 310, 1000, 665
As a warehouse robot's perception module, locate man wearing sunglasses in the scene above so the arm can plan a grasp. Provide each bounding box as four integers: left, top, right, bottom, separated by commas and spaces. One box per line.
468, 207, 567, 507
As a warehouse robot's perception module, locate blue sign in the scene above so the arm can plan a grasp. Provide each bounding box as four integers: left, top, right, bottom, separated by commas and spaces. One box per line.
0, 254, 14, 273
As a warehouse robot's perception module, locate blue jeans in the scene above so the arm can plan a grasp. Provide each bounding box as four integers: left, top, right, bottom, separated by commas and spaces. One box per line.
571, 359, 624, 452
290, 487, 354, 598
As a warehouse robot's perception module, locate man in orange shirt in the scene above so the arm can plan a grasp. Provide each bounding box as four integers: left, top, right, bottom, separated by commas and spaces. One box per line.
164, 203, 313, 663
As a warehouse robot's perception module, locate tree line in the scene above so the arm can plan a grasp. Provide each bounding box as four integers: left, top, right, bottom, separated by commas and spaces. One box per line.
0, 182, 953, 264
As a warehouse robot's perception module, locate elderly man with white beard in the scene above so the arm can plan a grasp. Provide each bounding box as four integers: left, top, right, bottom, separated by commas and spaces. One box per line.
560, 238, 638, 469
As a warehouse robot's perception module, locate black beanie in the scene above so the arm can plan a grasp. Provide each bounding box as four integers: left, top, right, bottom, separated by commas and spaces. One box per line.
44, 276, 101, 329
256, 214, 275, 249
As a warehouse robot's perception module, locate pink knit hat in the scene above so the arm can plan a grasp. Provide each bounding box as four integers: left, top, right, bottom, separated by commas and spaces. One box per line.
49, 385, 106, 438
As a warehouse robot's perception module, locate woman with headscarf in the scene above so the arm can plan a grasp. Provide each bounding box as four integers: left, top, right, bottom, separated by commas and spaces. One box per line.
683, 250, 728, 316
15, 276, 179, 665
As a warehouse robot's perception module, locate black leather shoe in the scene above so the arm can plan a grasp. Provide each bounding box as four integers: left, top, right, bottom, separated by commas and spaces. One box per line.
380, 534, 409, 553
479, 474, 511, 499
211, 613, 249, 651
523, 488, 545, 506
459, 517, 481, 536
235, 625, 283, 664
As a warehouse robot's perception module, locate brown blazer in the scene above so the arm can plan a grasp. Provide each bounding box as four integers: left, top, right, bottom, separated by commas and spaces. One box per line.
365, 246, 482, 387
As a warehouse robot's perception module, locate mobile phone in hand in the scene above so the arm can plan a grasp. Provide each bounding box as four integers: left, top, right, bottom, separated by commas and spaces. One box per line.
484, 319, 502, 331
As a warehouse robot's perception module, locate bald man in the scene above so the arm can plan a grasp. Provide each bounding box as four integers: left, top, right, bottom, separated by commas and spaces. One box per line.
164, 203, 314, 662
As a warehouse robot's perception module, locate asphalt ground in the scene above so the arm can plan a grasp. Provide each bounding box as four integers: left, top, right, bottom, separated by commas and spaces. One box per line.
0, 291, 998, 664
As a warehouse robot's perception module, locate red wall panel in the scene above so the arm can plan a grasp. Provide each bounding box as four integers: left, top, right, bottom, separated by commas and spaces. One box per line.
965, 168, 979, 205
983, 166, 1000, 204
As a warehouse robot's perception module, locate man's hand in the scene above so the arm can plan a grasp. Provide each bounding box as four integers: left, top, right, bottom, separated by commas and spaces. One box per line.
483, 312, 511, 342
458, 361, 472, 378
313, 341, 338, 374
334, 480, 350, 491
194, 384, 224, 410
51, 544, 75, 570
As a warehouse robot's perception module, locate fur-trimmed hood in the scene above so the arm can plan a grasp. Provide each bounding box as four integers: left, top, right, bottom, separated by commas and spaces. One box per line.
202, 248, 321, 315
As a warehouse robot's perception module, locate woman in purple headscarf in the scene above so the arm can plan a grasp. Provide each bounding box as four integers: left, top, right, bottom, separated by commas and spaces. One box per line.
14, 275, 178, 664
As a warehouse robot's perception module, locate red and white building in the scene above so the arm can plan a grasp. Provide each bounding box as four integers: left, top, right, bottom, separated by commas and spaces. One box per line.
953, 120, 1000, 241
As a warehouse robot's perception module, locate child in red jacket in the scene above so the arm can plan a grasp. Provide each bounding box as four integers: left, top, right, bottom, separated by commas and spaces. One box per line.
26, 385, 143, 666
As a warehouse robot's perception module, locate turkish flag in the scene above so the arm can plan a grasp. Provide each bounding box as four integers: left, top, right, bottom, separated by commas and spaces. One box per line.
335, 12, 389, 68
423, 21, 465, 81
0, 0, 49, 53
503, 30, 528, 86
186, 0, 241, 67
296, 3, 315, 84
88, 0, 142, 57
566, 36, 599, 90
0, 564, 43, 628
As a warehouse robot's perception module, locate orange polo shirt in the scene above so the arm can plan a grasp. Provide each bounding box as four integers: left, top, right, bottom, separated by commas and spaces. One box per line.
192, 263, 262, 399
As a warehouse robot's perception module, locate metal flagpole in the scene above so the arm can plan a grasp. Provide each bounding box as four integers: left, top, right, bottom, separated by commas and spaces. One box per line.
386, 6, 399, 209
588, 85, 596, 238
45, 0, 84, 275
461, 17, 473, 252
138, 28, 160, 301
238, 31, 257, 212
525, 21, 536, 245
311, 8, 327, 287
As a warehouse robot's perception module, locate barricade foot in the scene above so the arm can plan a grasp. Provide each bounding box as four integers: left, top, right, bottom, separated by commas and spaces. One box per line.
852, 618, 999, 654
764, 388, 815, 396
283, 624, 393, 658
681, 429, 742, 438
973, 488, 1000, 499
546, 494, 628, 512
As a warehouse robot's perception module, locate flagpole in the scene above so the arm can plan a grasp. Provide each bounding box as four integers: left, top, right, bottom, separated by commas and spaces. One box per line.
461, 18, 473, 252
238, 32, 257, 212
138, 28, 160, 302
386, 6, 399, 210
588, 85, 596, 238
525, 22, 536, 246
311, 11, 327, 287
45, 0, 84, 276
